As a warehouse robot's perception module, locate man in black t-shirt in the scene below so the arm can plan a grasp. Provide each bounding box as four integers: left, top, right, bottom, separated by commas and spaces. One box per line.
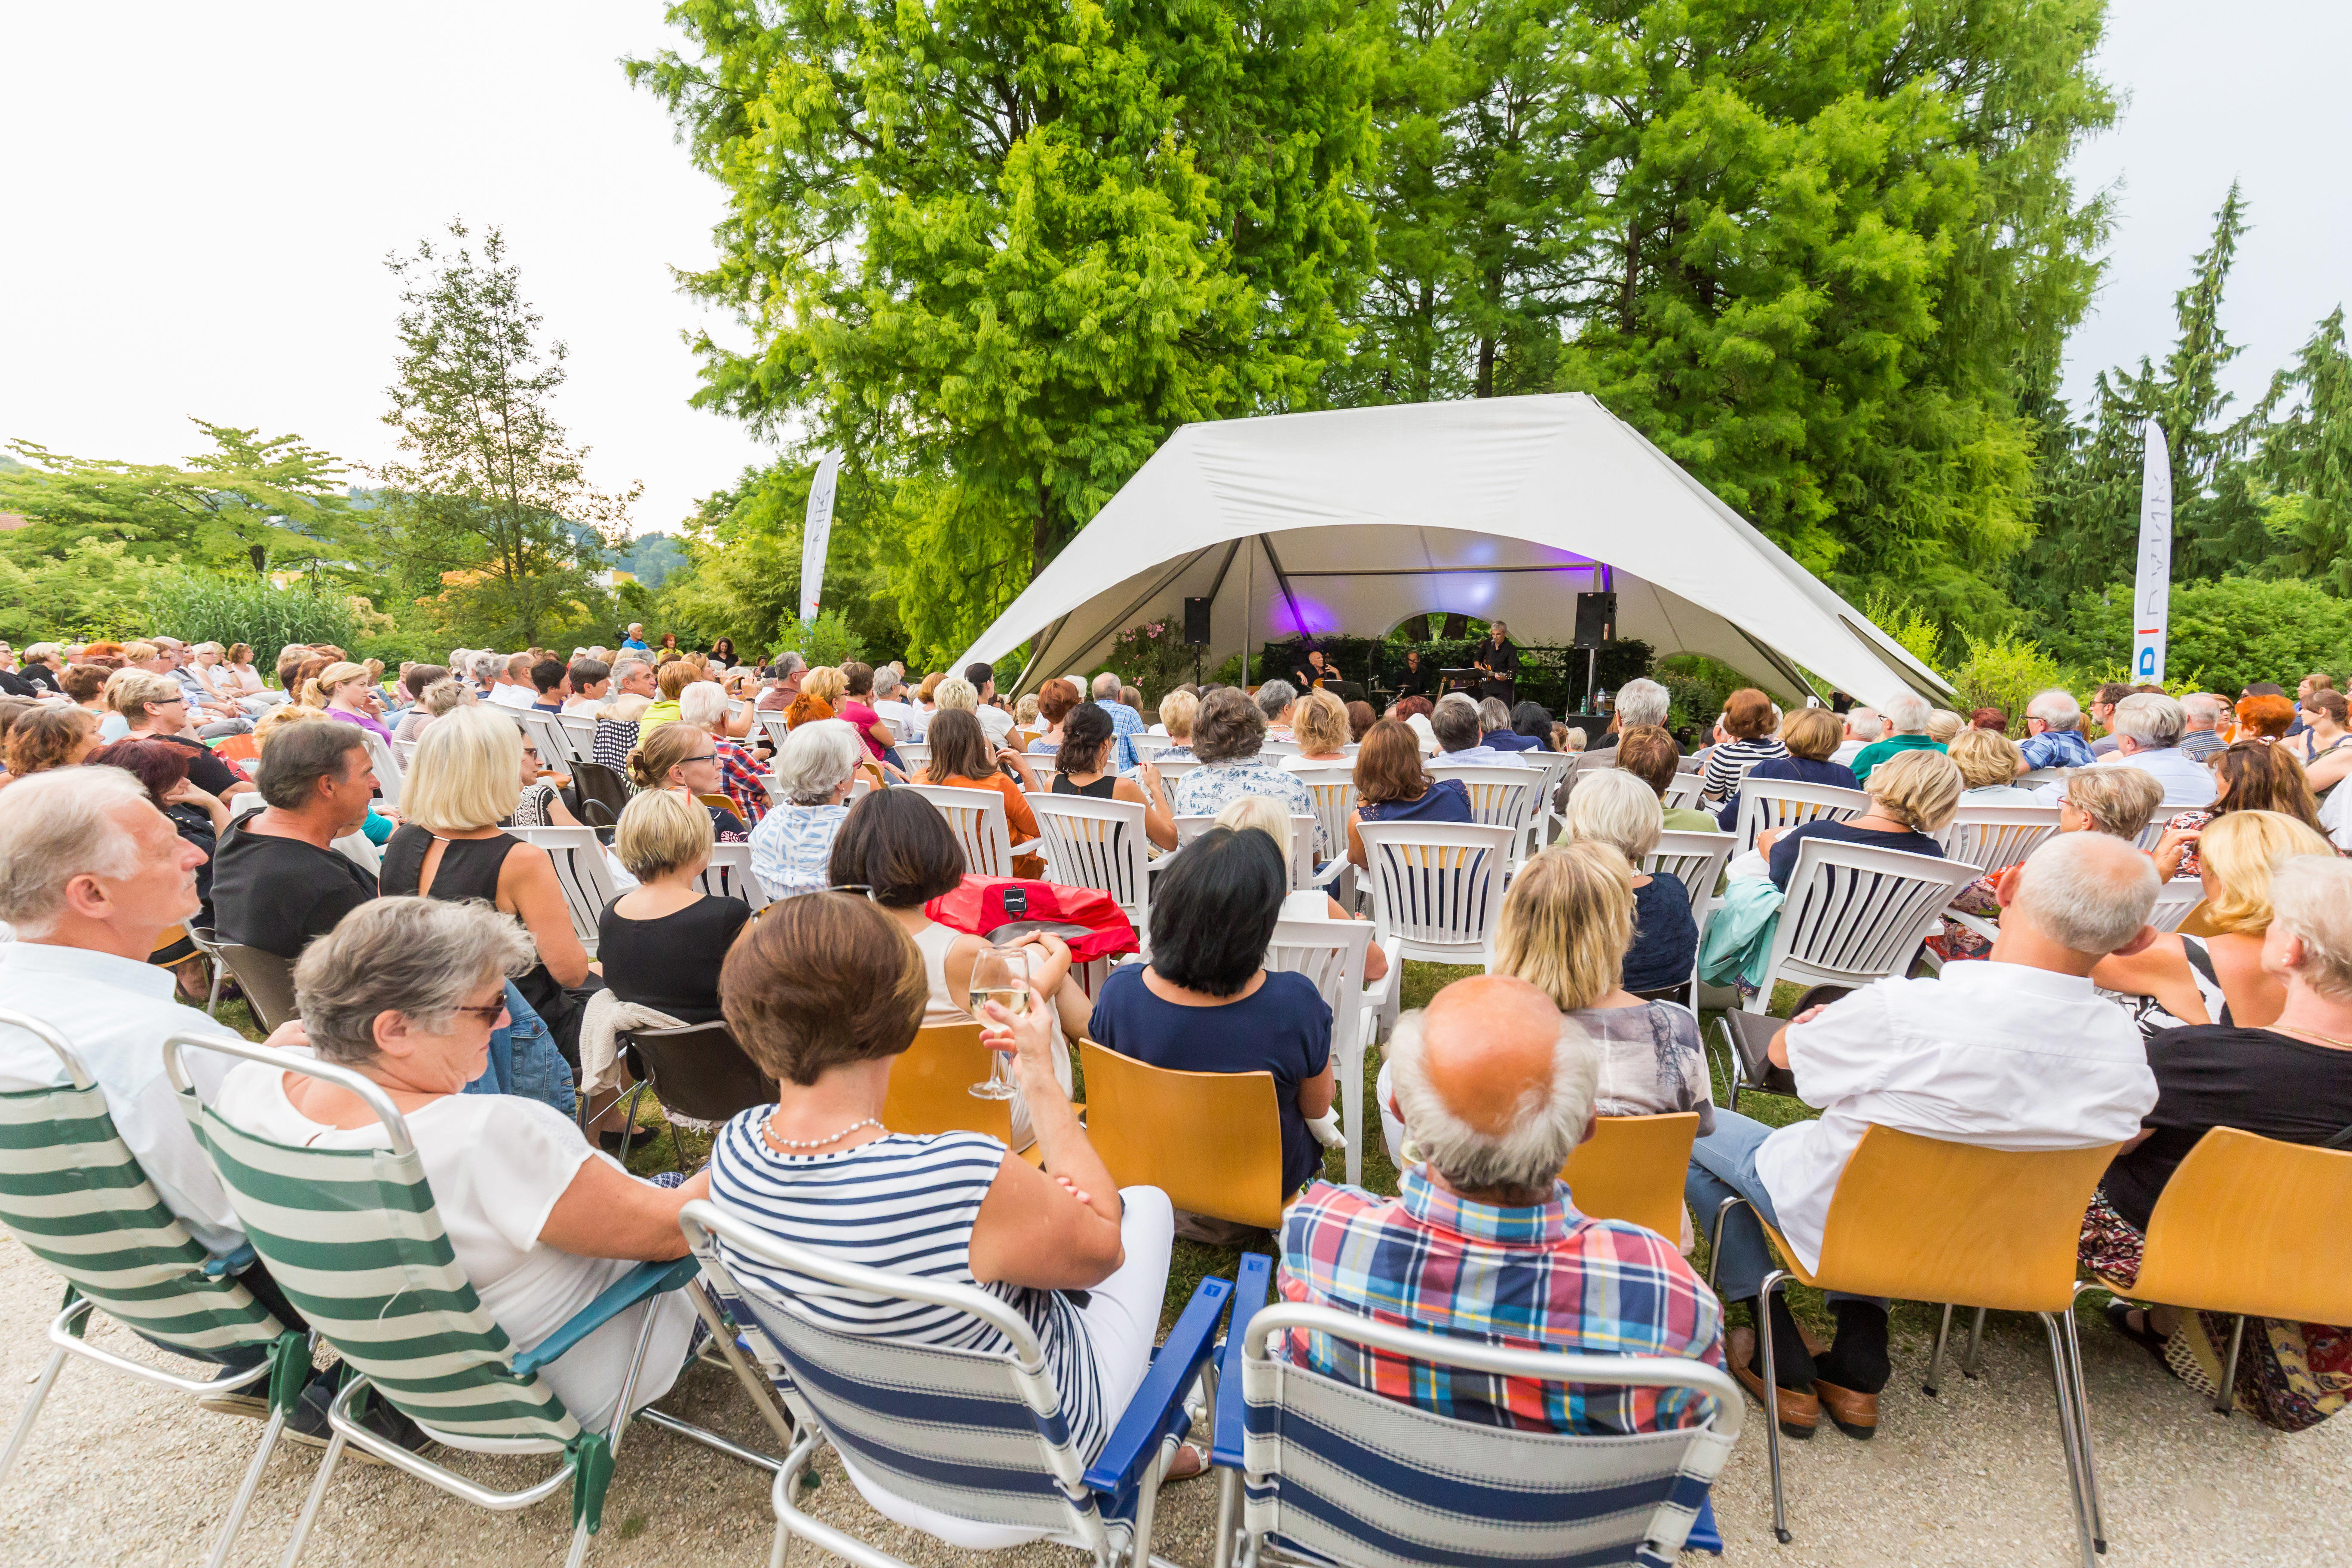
1475, 622, 1519, 705
208, 721, 381, 959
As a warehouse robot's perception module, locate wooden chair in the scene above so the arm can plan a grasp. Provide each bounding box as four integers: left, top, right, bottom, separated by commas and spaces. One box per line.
1029, 794, 1150, 925
1709, 1127, 2119, 1562
1560, 1112, 1700, 1241
2098, 1127, 2352, 1418
1079, 1038, 1289, 1229
508, 824, 619, 956
1354, 820, 1517, 968
882, 1023, 1012, 1145
1733, 778, 1870, 855
903, 783, 1016, 877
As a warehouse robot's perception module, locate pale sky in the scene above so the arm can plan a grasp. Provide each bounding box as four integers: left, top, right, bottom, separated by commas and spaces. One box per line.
1, 2, 2343, 548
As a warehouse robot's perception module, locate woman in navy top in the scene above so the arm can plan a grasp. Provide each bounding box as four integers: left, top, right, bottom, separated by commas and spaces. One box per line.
1089, 826, 1333, 1196
1715, 707, 1859, 832
1761, 747, 1960, 890
1345, 717, 1473, 867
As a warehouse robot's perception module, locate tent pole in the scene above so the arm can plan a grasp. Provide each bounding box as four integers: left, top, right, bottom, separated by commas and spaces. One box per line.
1243, 538, 1255, 686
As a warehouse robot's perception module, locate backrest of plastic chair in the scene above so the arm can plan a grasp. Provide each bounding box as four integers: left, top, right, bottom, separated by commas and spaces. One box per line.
1427, 763, 1545, 840
906, 784, 1013, 878
1767, 839, 1983, 990
1812, 1126, 2118, 1311
695, 842, 765, 907
358, 727, 403, 808
1287, 766, 1359, 864
1642, 831, 1736, 929
759, 714, 790, 752
1660, 772, 1707, 812
883, 1024, 1014, 1144
515, 708, 574, 767
0, 1010, 284, 1357
1173, 813, 1317, 889
218, 944, 301, 1034
1262, 738, 1303, 758
2147, 878, 2205, 933
1734, 779, 1868, 853
172, 1036, 580, 1442
510, 825, 618, 951
1355, 821, 1516, 952
1131, 734, 1172, 761
1028, 795, 1147, 914
2130, 1127, 2352, 1324
897, 742, 931, 772
1153, 757, 1202, 784
622, 1023, 775, 1127
1240, 1302, 1738, 1568
1266, 918, 1371, 1086
1561, 1113, 1701, 1242
1078, 1038, 1287, 1228
1936, 806, 2060, 873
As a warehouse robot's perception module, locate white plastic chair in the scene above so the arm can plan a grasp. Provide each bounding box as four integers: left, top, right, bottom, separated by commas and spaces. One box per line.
1130, 733, 1173, 762
896, 741, 931, 773
1935, 805, 2062, 873
758, 714, 791, 753
2020, 766, 2067, 786
517, 707, 582, 767
694, 842, 766, 907
904, 783, 1016, 877
1660, 771, 1708, 812
1525, 750, 1574, 850
1638, 829, 1738, 1006
1427, 763, 1548, 868
1742, 838, 1985, 1013
358, 728, 404, 809
1029, 794, 1149, 925
1734, 778, 1870, 854
1288, 764, 1360, 904
508, 824, 619, 956
1266, 916, 1379, 1185
1152, 756, 1202, 785
1355, 821, 1517, 968
2148, 876, 2206, 933
1259, 738, 1302, 758
1173, 813, 1318, 891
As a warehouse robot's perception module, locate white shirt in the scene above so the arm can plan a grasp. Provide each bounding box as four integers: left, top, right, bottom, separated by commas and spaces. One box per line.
212, 1062, 694, 1432
561, 695, 603, 716
0, 943, 248, 1259
2086, 745, 2217, 809
973, 704, 1016, 747
98, 711, 130, 741
1434, 743, 1535, 769
488, 682, 536, 710
1828, 739, 1868, 767
1402, 714, 1439, 755
1750, 961, 2157, 1274
873, 698, 924, 742
1959, 783, 2044, 805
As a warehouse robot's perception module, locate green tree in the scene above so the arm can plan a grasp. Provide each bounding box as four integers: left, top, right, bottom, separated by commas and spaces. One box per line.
2256, 308, 2352, 592
0, 421, 360, 574
368, 221, 639, 647
628, 0, 1380, 665
2051, 575, 2352, 695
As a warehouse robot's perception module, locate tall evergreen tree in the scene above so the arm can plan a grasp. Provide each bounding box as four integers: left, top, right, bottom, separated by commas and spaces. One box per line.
2257, 308, 2352, 592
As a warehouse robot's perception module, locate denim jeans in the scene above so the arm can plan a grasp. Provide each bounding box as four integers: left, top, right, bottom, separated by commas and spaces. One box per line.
463, 981, 576, 1115
1684, 1109, 1886, 1310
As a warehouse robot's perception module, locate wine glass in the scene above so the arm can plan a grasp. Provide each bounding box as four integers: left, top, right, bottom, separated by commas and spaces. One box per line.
967, 945, 1030, 1100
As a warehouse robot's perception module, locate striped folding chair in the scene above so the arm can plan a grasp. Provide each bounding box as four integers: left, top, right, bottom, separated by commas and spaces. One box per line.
165, 1034, 792, 1568
0, 1010, 306, 1568
679, 1200, 1233, 1568
1212, 1257, 1736, 1568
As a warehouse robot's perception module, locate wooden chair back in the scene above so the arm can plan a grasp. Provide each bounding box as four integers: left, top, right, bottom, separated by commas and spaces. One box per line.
2127, 1127, 2352, 1326
1561, 1113, 1700, 1241
882, 1023, 1013, 1145
1079, 1038, 1288, 1229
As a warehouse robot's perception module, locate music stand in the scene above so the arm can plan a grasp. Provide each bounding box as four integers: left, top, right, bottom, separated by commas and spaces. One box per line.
1439, 666, 1482, 696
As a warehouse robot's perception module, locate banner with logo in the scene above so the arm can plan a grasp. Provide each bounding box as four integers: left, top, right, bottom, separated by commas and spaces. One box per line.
2132, 419, 2172, 684
799, 451, 841, 627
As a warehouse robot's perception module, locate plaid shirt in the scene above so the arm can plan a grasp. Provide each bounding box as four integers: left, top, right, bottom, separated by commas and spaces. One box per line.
1278, 1171, 1723, 1435
2018, 728, 2096, 770
1096, 699, 1145, 771
714, 737, 770, 827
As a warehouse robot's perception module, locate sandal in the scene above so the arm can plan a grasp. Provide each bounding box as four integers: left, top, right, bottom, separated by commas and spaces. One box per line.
1164, 1443, 1210, 1483
2104, 1300, 2175, 1372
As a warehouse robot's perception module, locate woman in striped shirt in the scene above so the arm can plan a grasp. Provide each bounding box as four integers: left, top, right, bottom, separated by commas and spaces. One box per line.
707, 892, 1191, 1547
1699, 686, 1788, 804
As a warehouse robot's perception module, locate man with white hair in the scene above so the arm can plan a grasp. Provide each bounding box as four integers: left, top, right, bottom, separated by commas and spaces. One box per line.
1686, 831, 2159, 1441
1583, 676, 1671, 769
487, 650, 538, 709
1280, 974, 1723, 1434
1254, 678, 1299, 741
1090, 671, 1144, 770
2016, 687, 2097, 772
2178, 692, 2229, 761
1430, 691, 1535, 766
1828, 707, 1882, 768
872, 663, 924, 741
759, 651, 807, 713
2070, 691, 2215, 809
1845, 690, 1940, 784
620, 623, 650, 652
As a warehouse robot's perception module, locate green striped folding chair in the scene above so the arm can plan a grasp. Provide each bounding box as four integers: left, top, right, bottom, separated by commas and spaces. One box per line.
0, 1008, 308, 1568
163, 1031, 794, 1568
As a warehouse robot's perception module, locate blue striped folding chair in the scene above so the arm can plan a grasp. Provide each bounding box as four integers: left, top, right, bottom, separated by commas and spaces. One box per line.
1210, 1255, 1737, 1568
0, 1009, 309, 1568
164, 1033, 794, 1568
679, 1198, 1232, 1568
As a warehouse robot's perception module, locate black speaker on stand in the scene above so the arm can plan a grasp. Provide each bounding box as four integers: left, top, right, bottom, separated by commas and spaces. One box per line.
1184, 597, 1211, 688
1573, 591, 1617, 710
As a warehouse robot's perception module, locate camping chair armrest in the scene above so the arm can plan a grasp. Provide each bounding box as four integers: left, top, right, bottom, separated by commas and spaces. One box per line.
512, 1255, 700, 1378
201, 1241, 259, 1278
1210, 1253, 1275, 1470
1081, 1274, 1234, 1510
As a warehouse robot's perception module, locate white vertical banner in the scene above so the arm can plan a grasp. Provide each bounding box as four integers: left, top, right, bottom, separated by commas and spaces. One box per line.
799, 452, 841, 627
2132, 420, 2172, 684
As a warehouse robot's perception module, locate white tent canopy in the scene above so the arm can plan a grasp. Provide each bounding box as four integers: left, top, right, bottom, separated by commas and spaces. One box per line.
955, 394, 1949, 705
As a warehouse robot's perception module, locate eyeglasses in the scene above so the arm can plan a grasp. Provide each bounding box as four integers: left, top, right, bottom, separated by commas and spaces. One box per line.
450, 1000, 508, 1025
824, 883, 878, 900
682, 753, 716, 766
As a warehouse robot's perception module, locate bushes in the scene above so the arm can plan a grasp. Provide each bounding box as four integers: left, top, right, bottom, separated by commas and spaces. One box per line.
1942, 632, 2070, 734
2053, 576, 2352, 695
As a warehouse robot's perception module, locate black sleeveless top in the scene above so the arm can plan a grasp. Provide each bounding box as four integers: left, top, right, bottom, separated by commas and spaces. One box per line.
381, 825, 564, 1021
1052, 773, 1122, 799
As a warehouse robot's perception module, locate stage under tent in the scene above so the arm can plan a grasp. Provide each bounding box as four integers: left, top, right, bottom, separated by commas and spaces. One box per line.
954, 393, 1952, 707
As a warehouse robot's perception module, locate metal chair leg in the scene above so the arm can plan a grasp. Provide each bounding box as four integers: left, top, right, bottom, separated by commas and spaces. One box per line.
2058, 1302, 2107, 1554
2214, 1314, 2246, 1417
1706, 1195, 1746, 1298
1963, 1306, 1988, 1378
1213, 1467, 1242, 1568
0, 1342, 67, 1486
1757, 1271, 1793, 1544
2038, 1313, 2099, 1568
277, 1428, 350, 1568
203, 1403, 291, 1568
1924, 1304, 1954, 1398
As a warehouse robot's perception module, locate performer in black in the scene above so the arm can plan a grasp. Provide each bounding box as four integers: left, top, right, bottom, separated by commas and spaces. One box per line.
1392, 649, 1433, 701
1292, 644, 1335, 689
1475, 622, 1519, 704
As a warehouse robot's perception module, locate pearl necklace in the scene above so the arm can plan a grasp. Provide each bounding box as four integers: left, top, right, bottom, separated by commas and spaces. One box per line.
762, 1116, 883, 1152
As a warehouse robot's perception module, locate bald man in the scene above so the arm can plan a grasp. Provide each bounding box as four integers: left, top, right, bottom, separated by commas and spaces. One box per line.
1279, 974, 1723, 1436
1686, 832, 2160, 1441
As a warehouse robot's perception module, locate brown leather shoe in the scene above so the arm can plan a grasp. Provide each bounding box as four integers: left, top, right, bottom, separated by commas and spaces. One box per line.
1811, 1379, 1879, 1440
1728, 1327, 1818, 1439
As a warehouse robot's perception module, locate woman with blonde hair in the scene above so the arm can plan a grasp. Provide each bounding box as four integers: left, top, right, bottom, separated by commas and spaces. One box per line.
1156, 688, 1201, 761
628, 719, 750, 841
1755, 747, 1959, 891
1924, 708, 1965, 745
306, 660, 395, 744
2094, 809, 2337, 1037
786, 665, 844, 729
1279, 688, 1352, 769
1562, 767, 1701, 995
1947, 726, 2038, 804
380, 704, 596, 1052
1211, 795, 1385, 980
598, 788, 748, 1025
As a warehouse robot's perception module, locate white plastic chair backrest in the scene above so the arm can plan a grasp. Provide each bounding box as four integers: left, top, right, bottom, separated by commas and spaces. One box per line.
694, 842, 764, 907
1935, 805, 2062, 873
1641, 829, 1738, 932
1266, 916, 1373, 1183
1131, 734, 1173, 762
1029, 794, 1148, 916
1172, 813, 1318, 890
1735, 779, 1869, 854
518, 707, 582, 766
358, 728, 403, 808
2019, 766, 2067, 786
759, 714, 791, 753
1764, 838, 1984, 996
904, 784, 1014, 877
897, 742, 931, 772
331, 830, 381, 876
1660, 772, 1707, 812
1426, 763, 1546, 849
507, 825, 618, 953
1260, 738, 1303, 758
2135, 821, 2168, 852
1287, 765, 1359, 867
1152, 757, 1202, 784
849, 776, 873, 802
1354, 821, 1517, 958
2148, 876, 2205, 933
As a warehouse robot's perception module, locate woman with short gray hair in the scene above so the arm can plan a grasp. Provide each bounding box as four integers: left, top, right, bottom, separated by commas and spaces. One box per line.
209, 896, 709, 1433
748, 717, 865, 900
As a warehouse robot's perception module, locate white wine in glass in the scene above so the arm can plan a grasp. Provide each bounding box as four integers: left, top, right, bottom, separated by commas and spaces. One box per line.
968, 946, 1029, 1100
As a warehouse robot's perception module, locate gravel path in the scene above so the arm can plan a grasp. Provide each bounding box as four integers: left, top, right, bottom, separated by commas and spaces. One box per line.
3, 1231, 2346, 1567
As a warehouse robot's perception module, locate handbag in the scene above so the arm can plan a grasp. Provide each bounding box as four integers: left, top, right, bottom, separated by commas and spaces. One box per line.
924, 875, 1139, 962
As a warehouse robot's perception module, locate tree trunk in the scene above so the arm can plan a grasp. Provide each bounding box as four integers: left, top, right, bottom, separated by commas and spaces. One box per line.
1475, 335, 1496, 399
1032, 499, 1061, 580
1441, 612, 1469, 639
